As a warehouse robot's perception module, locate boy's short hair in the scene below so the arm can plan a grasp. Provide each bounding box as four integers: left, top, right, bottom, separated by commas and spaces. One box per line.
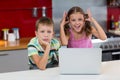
35, 17, 54, 31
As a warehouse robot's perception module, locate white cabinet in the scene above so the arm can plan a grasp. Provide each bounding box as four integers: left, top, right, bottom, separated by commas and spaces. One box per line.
0, 49, 29, 73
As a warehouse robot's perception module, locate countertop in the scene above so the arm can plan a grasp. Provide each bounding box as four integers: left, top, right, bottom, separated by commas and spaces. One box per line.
0, 37, 32, 51
109, 30, 120, 35
0, 60, 120, 80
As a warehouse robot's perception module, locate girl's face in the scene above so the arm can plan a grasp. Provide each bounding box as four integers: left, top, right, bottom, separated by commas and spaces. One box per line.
69, 12, 85, 33
35, 24, 54, 43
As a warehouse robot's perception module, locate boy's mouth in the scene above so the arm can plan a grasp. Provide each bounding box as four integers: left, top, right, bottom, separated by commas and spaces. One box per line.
43, 39, 49, 41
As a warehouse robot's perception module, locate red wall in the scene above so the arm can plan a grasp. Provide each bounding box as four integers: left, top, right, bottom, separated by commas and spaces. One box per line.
107, 7, 120, 30
0, 0, 52, 39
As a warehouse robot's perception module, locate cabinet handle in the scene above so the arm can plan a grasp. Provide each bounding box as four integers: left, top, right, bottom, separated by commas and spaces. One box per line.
0, 53, 8, 56
112, 52, 120, 55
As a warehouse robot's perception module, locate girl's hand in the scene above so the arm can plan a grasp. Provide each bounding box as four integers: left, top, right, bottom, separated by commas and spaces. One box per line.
86, 9, 93, 22
60, 12, 69, 27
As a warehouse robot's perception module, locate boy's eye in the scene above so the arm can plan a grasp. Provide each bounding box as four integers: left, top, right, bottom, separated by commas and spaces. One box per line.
48, 31, 52, 33
40, 31, 44, 33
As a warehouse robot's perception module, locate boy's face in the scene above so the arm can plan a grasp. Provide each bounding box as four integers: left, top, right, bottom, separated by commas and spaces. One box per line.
35, 24, 54, 43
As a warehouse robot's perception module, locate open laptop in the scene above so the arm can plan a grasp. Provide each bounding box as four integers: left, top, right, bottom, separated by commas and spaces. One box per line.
59, 48, 102, 75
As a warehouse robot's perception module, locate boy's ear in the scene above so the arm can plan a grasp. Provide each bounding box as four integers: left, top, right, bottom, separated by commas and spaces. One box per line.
35, 31, 37, 37
53, 32, 55, 37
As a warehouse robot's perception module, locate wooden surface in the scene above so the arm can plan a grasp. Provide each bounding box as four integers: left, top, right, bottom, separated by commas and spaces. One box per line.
0, 37, 32, 51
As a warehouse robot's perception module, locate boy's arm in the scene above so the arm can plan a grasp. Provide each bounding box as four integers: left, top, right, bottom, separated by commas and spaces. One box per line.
31, 44, 50, 70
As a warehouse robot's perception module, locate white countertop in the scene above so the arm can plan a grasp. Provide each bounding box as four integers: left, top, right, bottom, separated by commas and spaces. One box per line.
0, 60, 120, 80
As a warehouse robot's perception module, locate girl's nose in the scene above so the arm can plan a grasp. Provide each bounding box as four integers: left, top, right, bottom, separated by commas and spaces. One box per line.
75, 21, 79, 25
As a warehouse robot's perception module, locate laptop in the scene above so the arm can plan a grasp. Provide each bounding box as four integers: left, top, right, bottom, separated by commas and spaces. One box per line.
59, 48, 102, 75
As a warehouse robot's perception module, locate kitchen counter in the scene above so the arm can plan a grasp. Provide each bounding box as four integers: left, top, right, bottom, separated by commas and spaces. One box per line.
0, 37, 32, 51
0, 60, 120, 80
108, 30, 120, 35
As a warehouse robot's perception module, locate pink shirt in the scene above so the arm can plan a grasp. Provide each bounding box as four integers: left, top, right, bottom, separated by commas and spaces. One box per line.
67, 29, 93, 48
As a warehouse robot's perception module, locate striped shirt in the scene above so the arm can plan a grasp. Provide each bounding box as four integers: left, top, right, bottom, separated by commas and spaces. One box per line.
28, 37, 60, 66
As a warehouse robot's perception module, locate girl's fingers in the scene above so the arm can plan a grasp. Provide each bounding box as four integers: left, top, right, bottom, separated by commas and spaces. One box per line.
63, 11, 67, 20
86, 8, 93, 22
87, 9, 92, 18
60, 11, 69, 27
65, 21, 69, 24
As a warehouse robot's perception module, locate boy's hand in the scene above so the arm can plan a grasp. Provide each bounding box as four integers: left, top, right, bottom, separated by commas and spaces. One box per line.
38, 38, 50, 47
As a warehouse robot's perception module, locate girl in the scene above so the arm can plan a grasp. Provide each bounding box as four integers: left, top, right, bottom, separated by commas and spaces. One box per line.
60, 6, 107, 48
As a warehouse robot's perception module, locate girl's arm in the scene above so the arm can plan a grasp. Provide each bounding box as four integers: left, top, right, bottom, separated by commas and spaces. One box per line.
87, 9, 107, 40
91, 17, 107, 40
60, 12, 69, 45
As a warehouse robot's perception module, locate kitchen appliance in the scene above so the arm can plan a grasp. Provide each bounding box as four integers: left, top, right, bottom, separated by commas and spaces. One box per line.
42, 6, 46, 17
2, 28, 9, 40
8, 33, 15, 42
32, 7, 38, 17
12, 28, 20, 39
92, 32, 120, 61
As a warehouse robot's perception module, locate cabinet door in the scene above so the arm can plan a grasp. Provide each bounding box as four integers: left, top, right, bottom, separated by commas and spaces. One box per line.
0, 49, 29, 73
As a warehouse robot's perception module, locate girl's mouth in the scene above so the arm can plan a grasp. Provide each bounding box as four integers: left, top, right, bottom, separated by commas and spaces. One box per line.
75, 26, 80, 29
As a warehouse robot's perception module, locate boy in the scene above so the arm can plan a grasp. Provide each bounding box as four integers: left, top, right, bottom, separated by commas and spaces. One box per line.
28, 17, 60, 70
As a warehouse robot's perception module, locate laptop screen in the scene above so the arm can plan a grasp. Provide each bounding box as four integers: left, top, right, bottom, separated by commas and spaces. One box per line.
59, 48, 102, 75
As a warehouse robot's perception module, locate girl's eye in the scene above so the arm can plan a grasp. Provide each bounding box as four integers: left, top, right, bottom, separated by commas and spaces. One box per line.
78, 18, 83, 21
71, 19, 75, 21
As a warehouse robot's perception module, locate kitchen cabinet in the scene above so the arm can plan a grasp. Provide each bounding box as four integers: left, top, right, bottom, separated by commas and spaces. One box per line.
0, 49, 29, 73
